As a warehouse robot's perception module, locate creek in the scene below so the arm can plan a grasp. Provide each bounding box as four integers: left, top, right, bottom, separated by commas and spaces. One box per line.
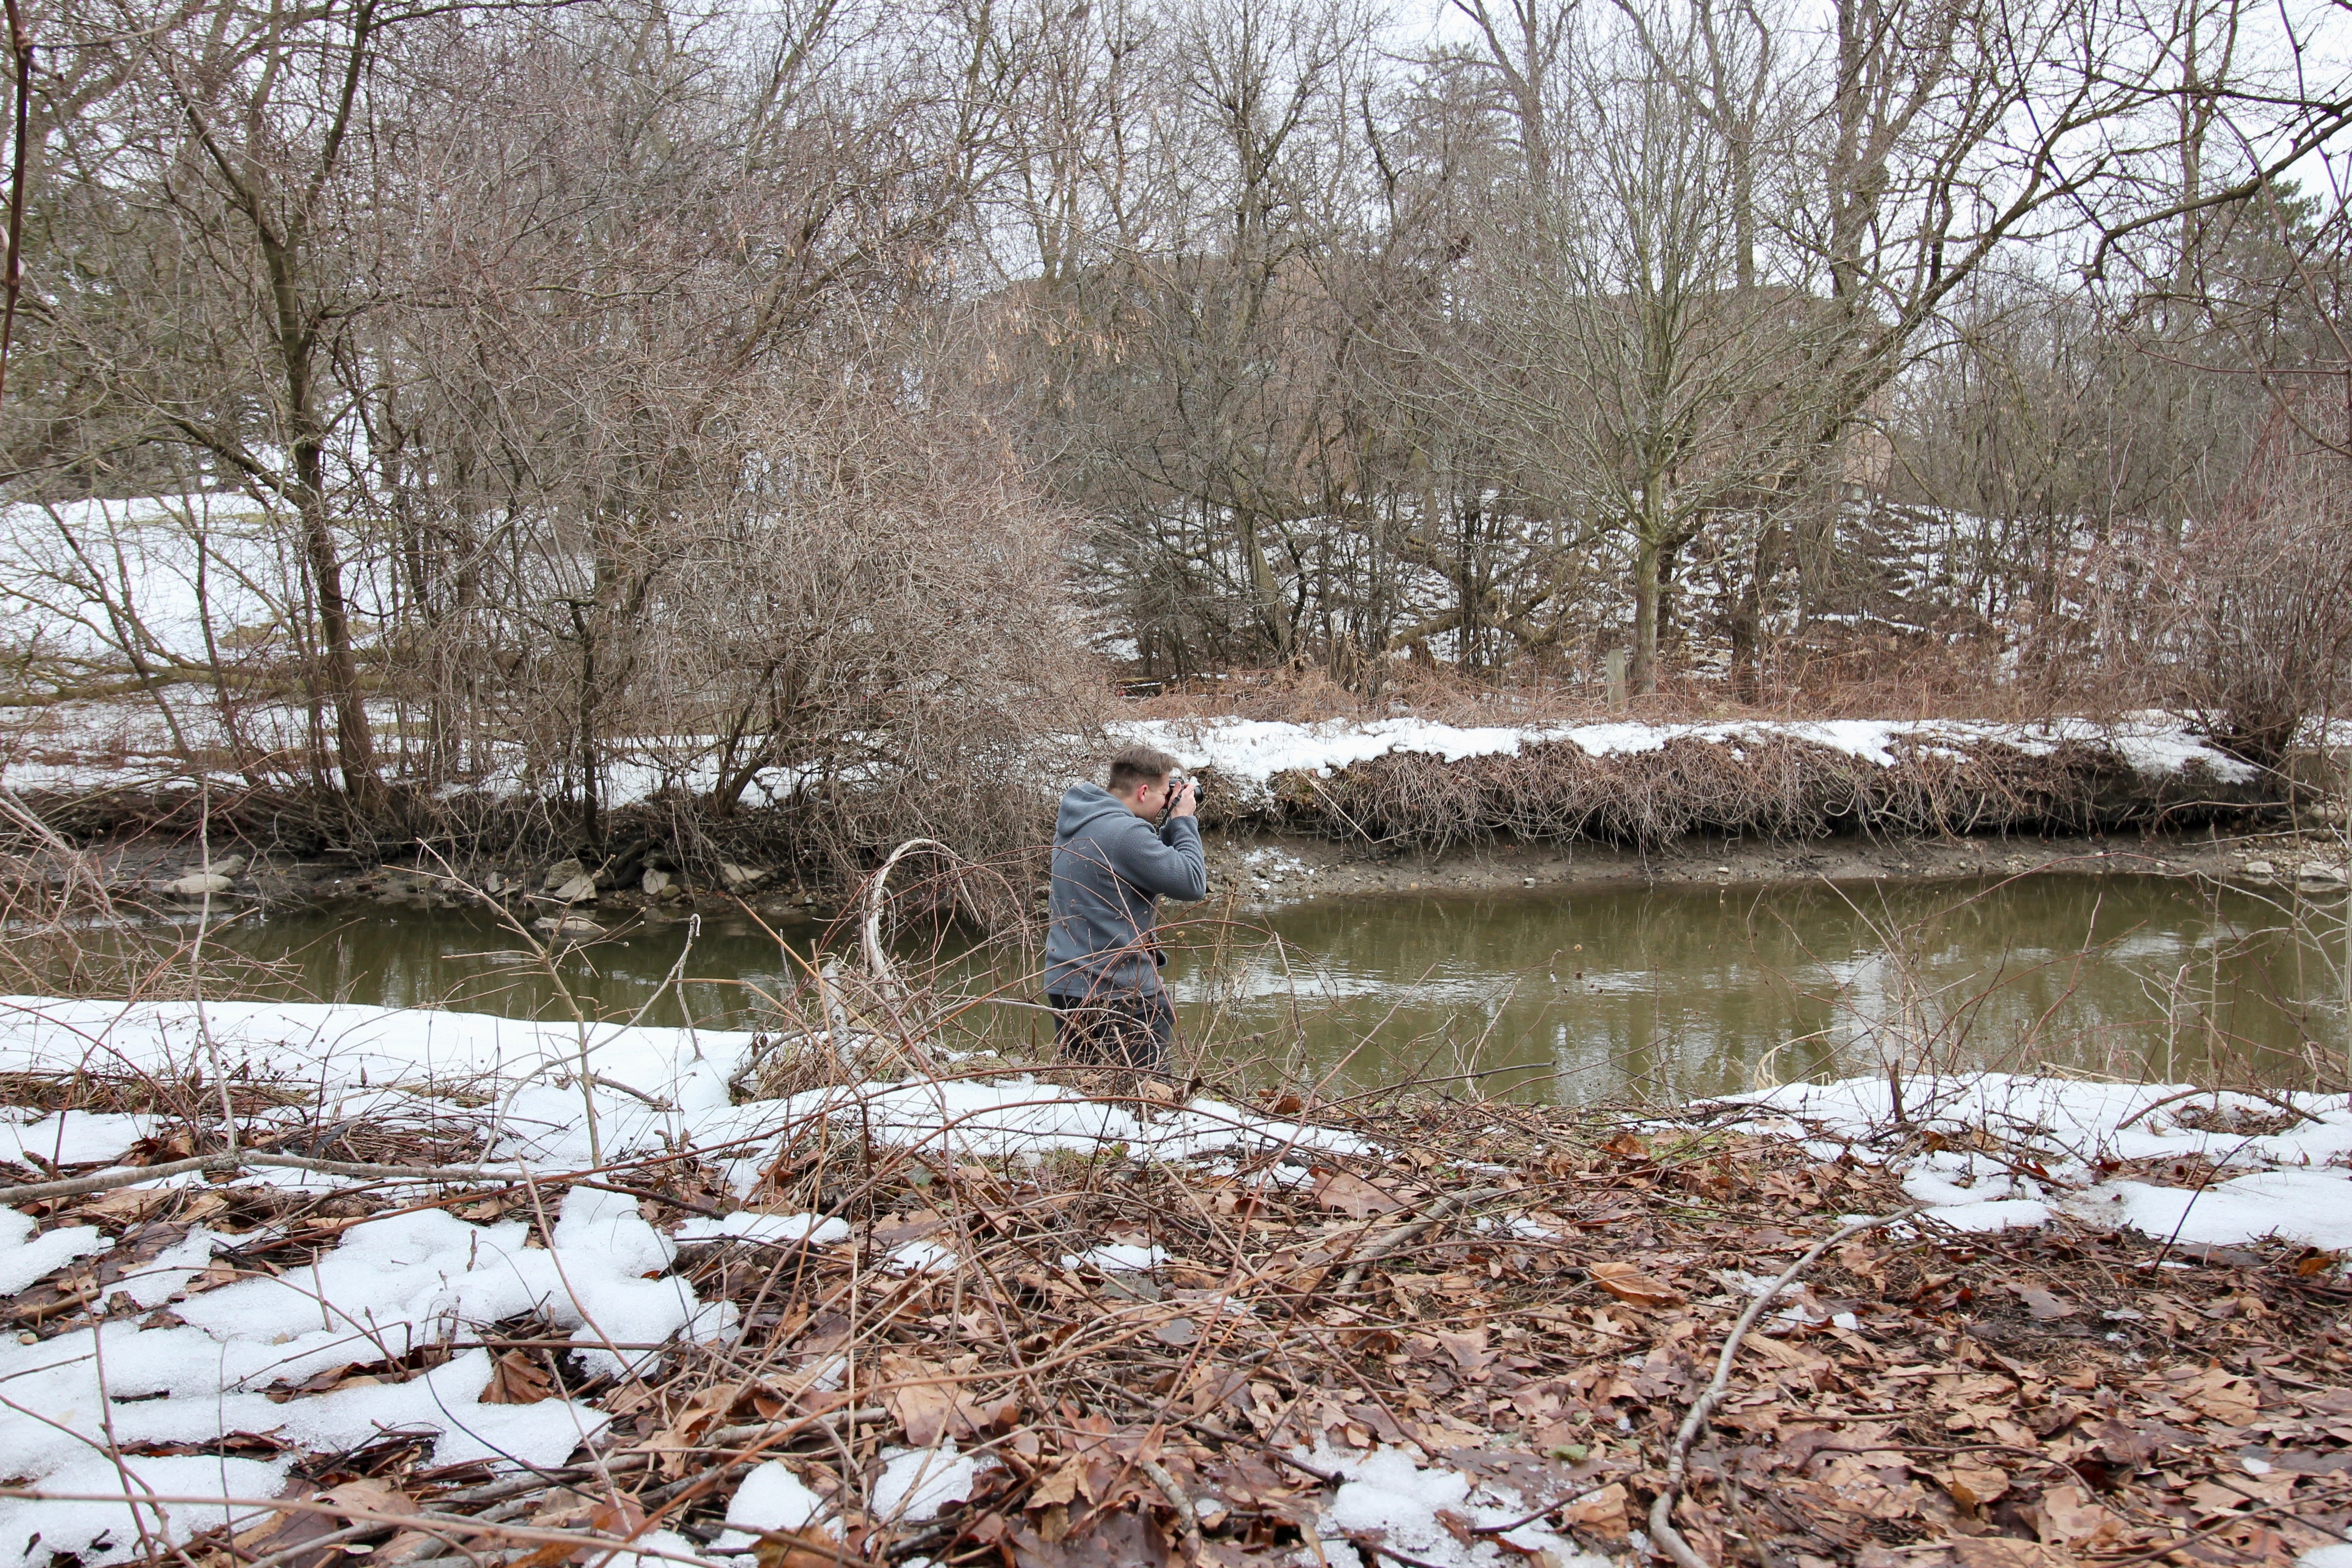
144, 872, 2341, 1102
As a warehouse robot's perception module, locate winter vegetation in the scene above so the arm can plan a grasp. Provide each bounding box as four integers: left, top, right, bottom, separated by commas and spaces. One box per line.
4, 5, 2352, 1565
0, 0, 2343, 876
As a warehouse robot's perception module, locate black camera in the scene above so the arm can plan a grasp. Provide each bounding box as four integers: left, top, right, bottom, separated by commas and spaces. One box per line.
1159, 774, 1205, 823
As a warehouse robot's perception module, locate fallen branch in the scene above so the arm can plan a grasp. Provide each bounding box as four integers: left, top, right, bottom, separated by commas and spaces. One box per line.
0, 1151, 554, 1205
1646, 1205, 1925, 1568
1335, 1186, 1513, 1292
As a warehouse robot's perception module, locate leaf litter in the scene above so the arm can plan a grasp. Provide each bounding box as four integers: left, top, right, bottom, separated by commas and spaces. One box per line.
0, 1003, 2342, 1568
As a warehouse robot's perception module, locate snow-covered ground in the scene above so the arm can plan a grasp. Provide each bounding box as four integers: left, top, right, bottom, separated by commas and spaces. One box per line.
0, 706, 2263, 811
1114, 714, 2262, 803
0, 996, 1373, 1568
0, 995, 2342, 1568
1720, 1072, 2352, 1254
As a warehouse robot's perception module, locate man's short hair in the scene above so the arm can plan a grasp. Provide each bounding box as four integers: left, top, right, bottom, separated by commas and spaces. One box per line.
1107, 745, 1180, 794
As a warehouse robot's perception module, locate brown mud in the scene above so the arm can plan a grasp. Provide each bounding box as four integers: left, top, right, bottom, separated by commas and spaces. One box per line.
49, 819, 2350, 934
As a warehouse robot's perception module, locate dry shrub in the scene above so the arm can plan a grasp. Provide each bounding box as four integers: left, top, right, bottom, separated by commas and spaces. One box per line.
2078, 449, 2352, 771
1119, 647, 2055, 731
1226, 730, 2246, 850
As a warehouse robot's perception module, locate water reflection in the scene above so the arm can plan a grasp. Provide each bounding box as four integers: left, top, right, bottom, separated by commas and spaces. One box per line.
142, 873, 2339, 1102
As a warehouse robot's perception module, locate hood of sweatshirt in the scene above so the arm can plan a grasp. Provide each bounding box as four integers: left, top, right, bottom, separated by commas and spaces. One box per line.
1055, 782, 1139, 841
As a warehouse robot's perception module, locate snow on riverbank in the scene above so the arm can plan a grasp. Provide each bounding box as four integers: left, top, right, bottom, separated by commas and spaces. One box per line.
1114, 714, 2262, 802
1722, 1072, 2352, 1253
0, 993, 2341, 1567
0, 995, 1373, 1568
1, 699, 2260, 812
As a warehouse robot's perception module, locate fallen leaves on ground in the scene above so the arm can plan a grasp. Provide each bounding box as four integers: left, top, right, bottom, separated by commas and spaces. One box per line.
5, 1086, 2350, 1568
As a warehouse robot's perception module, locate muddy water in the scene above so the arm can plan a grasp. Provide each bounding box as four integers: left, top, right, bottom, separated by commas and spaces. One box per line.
169, 874, 2336, 1102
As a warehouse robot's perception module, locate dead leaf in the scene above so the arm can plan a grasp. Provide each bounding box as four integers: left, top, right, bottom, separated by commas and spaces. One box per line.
637, 1382, 745, 1477
2184, 1370, 2261, 1426
887, 1378, 957, 1448
1432, 1328, 1490, 1373
481, 1350, 556, 1406
2035, 1484, 2122, 1549
1740, 1332, 1830, 1372
1587, 1260, 1680, 1306
1558, 1482, 1628, 1540
247, 1480, 413, 1568
1950, 1543, 2074, 1568
1940, 1464, 2009, 1509
1029, 1458, 1083, 1510
752, 1528, 846, 1568
2088, 1416, 2162, 1467
2017, 1288, 2075, 1321
75, 1187, 215, 1225
1312, 1169, 1403, 1218
571, 1500, 652, 1567
1151, 1316, 1197, 1348
879, 1353, 995, 1446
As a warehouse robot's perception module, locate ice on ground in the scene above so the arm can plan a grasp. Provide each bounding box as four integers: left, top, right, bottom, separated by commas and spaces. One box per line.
1307, 1444, 1609, 1568
115, 1225, 232, 1307
887, 1240, 960, 1273
714, 1461, 833, 1553
872, 1441, 982, 1523
1901, 1149, 2044, 1206
575, 1527, 704, 1568
0, 1452, 292, 1568
0, 991, 1396, 1524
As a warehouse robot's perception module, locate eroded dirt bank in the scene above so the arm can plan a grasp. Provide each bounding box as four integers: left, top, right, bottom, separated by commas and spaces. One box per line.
39, 818, 2343, 945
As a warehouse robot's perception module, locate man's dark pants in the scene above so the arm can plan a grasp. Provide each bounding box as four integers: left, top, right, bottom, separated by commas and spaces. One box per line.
1045, 991, 1174, 1073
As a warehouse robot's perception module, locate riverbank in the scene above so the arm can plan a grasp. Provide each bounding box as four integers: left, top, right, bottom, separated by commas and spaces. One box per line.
0, 708, 2319, 925
40, 820, 2337, 931
0, 1000, 2342, 1568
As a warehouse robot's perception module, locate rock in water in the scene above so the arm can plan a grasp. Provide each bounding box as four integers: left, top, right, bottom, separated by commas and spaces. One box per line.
541, 858, 586, 892
552, 873, 599, 904
168, 873, 234, 898
533, 915, 606, 938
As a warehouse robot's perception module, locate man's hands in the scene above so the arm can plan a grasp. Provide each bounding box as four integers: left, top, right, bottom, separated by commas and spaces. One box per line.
1169, 777, 1199, 819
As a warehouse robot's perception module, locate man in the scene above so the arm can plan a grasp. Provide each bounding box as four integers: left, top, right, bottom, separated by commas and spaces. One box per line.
1043, 745, 1208, 1073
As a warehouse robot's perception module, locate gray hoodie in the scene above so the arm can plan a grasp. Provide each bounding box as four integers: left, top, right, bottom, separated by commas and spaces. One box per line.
1044, 783, 1208, 999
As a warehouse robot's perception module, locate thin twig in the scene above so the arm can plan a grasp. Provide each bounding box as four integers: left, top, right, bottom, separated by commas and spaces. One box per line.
1646, 1206, 1925, 1568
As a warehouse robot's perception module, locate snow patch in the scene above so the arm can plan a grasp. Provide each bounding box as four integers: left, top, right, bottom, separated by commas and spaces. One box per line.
714, 1461, 833, 1553
1113, 714, 2259, 804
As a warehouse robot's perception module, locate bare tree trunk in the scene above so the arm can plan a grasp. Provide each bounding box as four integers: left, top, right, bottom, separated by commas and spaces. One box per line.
1632, 528, 1661, 695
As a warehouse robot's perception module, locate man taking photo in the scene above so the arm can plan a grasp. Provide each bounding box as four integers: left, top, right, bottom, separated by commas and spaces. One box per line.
1043, 745, 1208, 1074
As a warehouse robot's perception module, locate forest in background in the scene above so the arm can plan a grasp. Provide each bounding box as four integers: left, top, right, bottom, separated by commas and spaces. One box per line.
0, 0, 2348, 864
